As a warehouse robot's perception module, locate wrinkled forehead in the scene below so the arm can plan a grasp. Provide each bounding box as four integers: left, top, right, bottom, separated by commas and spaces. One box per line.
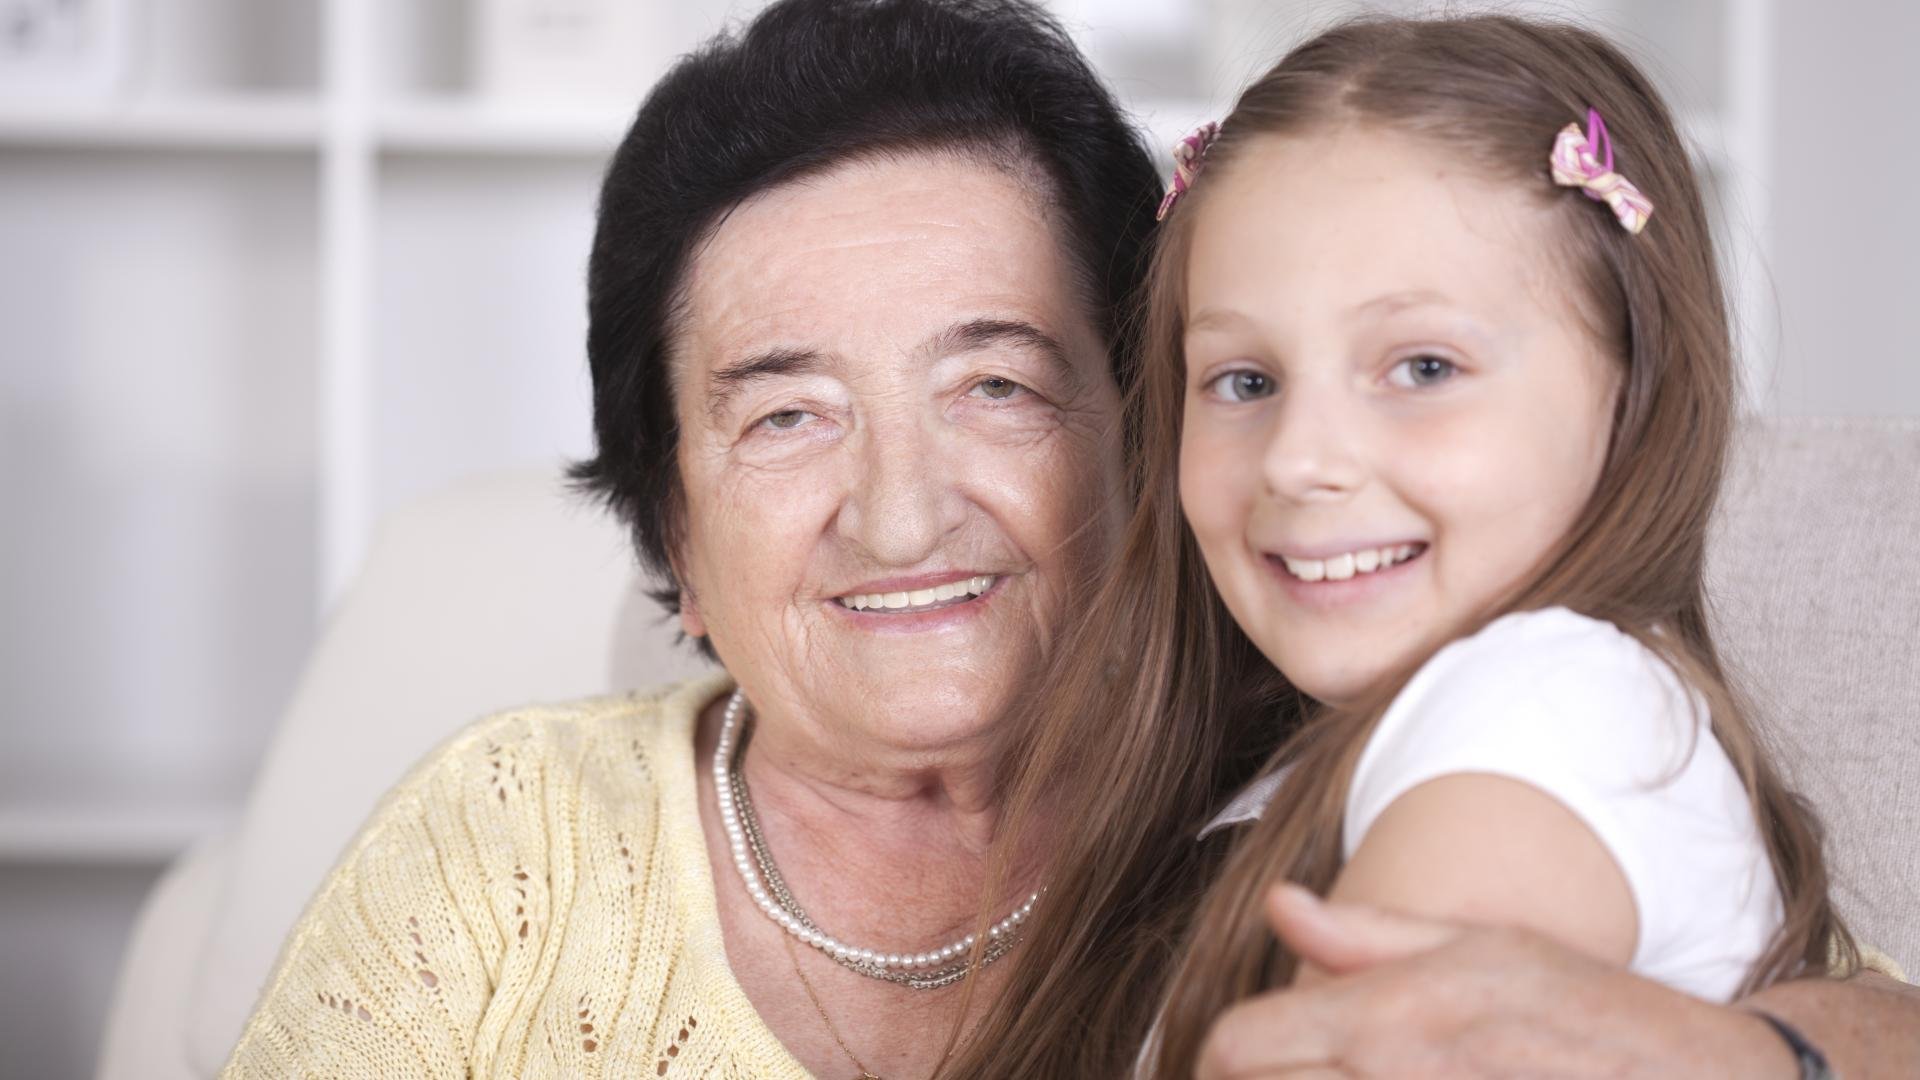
669, 149, 1097, 390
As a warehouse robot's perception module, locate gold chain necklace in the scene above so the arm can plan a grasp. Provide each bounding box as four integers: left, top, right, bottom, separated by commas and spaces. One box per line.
784, 934, 884, 1080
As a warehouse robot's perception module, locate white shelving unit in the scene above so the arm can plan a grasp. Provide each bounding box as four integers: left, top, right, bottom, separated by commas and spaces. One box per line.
0, 96, 322, 148
376, 99, 631, 156
0, 2, 657, 877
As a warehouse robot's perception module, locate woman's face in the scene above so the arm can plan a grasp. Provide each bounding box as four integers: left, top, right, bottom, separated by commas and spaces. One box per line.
672, 152, 1123, 750
1178, 128, 1620, 708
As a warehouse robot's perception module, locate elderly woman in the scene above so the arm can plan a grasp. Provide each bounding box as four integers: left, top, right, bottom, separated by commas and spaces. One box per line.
223, 1, 1149, 1076
223, 1, 1917, 1077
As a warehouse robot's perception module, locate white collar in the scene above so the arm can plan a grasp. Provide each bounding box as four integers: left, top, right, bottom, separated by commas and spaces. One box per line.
1196, 764, 1293, 840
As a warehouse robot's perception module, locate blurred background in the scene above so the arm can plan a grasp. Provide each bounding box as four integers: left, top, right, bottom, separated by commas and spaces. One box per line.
1, 0, 1914, 1076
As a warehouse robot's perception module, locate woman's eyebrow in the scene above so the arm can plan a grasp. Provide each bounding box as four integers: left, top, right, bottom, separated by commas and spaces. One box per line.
705, 318, 1077, 419
921, 317, 1079, 386
706, 346, 828, 418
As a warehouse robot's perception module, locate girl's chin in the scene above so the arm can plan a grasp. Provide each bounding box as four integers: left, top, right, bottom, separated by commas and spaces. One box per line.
1260, 642, 1392, 709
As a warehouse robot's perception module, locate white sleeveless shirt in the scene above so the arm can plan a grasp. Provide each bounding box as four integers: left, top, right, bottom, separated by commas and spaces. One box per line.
1202, 607, 1781, 1001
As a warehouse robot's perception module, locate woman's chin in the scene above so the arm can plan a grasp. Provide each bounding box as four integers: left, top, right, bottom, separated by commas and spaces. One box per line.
833, 657, 1029, 749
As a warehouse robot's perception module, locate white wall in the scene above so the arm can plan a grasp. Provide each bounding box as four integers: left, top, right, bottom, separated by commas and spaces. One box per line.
1767, 0, 1920, 416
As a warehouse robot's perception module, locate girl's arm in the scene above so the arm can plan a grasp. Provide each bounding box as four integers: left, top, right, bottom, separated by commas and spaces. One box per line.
1313, 770, 1639, 981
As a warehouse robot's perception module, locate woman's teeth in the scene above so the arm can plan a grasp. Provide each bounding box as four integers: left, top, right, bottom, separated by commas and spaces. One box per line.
1280, 545, 1422, 583
839, 575, 996, 612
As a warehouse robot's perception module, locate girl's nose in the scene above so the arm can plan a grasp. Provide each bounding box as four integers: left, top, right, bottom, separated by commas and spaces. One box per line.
1260, 388, 1365, 504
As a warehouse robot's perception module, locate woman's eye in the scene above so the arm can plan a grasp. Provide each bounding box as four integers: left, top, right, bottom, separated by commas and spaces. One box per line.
1207, 370, 1275, 402
1389, 354, 1459, 388
759, 409, 815, 431
971, 377, 1025, 400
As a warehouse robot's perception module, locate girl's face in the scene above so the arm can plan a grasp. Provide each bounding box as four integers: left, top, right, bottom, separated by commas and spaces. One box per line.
1179, 127, 1621, 708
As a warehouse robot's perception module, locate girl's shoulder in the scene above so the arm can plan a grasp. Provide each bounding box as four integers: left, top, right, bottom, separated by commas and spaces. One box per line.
1375, 607, 1702, 768
1409, 606, 1683, 710
1357, 606, 1709, 824
1349, 608, 1778, 999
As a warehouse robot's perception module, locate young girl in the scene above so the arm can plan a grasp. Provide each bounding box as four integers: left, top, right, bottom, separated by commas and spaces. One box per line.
945, 14, 1859, 1078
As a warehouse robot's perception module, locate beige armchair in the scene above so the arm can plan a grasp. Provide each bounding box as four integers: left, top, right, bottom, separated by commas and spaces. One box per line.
96, 469, 709, 1080
95, 417, 1920, 1079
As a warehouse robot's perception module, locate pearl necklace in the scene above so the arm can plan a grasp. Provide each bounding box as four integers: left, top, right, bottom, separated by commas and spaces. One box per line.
712, 688, 1041, 990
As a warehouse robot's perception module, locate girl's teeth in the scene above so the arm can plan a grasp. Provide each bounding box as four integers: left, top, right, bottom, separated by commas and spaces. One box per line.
1280, 545, 1420, 583
841, 575, 995, 611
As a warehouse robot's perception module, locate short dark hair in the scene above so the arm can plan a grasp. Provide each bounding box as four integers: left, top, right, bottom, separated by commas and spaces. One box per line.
568, 0, 1161, 630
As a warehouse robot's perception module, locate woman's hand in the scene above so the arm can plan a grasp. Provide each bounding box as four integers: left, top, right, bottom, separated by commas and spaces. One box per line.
1194, 886, 1800, 1079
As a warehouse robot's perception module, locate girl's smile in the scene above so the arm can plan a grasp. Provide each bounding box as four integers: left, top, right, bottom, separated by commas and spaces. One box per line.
1261, 541, 1430, 612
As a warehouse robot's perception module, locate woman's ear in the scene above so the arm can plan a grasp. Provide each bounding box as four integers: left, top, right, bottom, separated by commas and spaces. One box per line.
678, 582, 707, 639
666, 542, 707, 640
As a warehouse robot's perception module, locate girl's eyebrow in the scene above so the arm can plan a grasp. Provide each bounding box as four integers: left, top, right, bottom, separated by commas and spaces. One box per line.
1189, 291, 1469, 336
1350, 288, 1453, 318
1185, 307, 1253, 333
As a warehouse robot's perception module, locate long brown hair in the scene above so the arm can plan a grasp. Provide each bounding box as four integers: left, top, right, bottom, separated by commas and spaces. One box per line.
943, 14, 1854, 1079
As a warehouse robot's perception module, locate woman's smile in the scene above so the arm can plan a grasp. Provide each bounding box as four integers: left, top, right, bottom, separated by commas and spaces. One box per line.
828, 571, 1007, 631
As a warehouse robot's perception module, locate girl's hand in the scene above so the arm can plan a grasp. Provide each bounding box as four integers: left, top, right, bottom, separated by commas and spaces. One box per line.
1193, 886, 1798, 1079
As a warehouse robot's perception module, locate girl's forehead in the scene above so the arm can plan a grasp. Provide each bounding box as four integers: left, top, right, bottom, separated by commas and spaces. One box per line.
1186, 127, 1569, 321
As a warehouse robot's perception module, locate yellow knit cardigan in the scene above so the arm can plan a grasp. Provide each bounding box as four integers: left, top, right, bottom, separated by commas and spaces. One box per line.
220, 672, 812, 1079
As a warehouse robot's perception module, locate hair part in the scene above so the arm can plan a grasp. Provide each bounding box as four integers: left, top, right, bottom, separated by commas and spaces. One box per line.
945, 14, 1853, 1079
568, 0, 1163, 656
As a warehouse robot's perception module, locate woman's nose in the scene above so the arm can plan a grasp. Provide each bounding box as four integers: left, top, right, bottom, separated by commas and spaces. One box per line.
837, 415, 964, 565
1260, 388, 1365, 504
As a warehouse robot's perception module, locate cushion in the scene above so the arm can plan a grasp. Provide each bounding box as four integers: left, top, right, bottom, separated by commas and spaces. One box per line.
1708, 417, 1920, 974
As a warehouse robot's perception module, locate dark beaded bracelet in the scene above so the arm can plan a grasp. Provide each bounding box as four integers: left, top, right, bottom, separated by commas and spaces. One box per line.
1752, 1010, 1835, 1080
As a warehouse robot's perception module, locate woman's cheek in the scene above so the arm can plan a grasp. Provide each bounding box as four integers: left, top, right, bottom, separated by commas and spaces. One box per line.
696, 450, 844, 576
948, 395, 1068, 450
727, 420, 846, 475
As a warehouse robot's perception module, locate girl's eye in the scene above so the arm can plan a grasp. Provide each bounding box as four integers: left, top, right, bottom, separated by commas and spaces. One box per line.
759, 409, 816, 431
1389, 354, 1459, 388
1207, 370, 1275, 403
971, 377, 1026, 400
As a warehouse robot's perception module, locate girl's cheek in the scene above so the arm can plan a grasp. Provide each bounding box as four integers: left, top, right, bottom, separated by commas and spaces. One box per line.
1178, 427, 1242, 539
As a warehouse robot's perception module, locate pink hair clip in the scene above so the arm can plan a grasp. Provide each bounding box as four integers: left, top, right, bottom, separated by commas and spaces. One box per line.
1156, 120, 1220, 221
1550, 107, 1654, 234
